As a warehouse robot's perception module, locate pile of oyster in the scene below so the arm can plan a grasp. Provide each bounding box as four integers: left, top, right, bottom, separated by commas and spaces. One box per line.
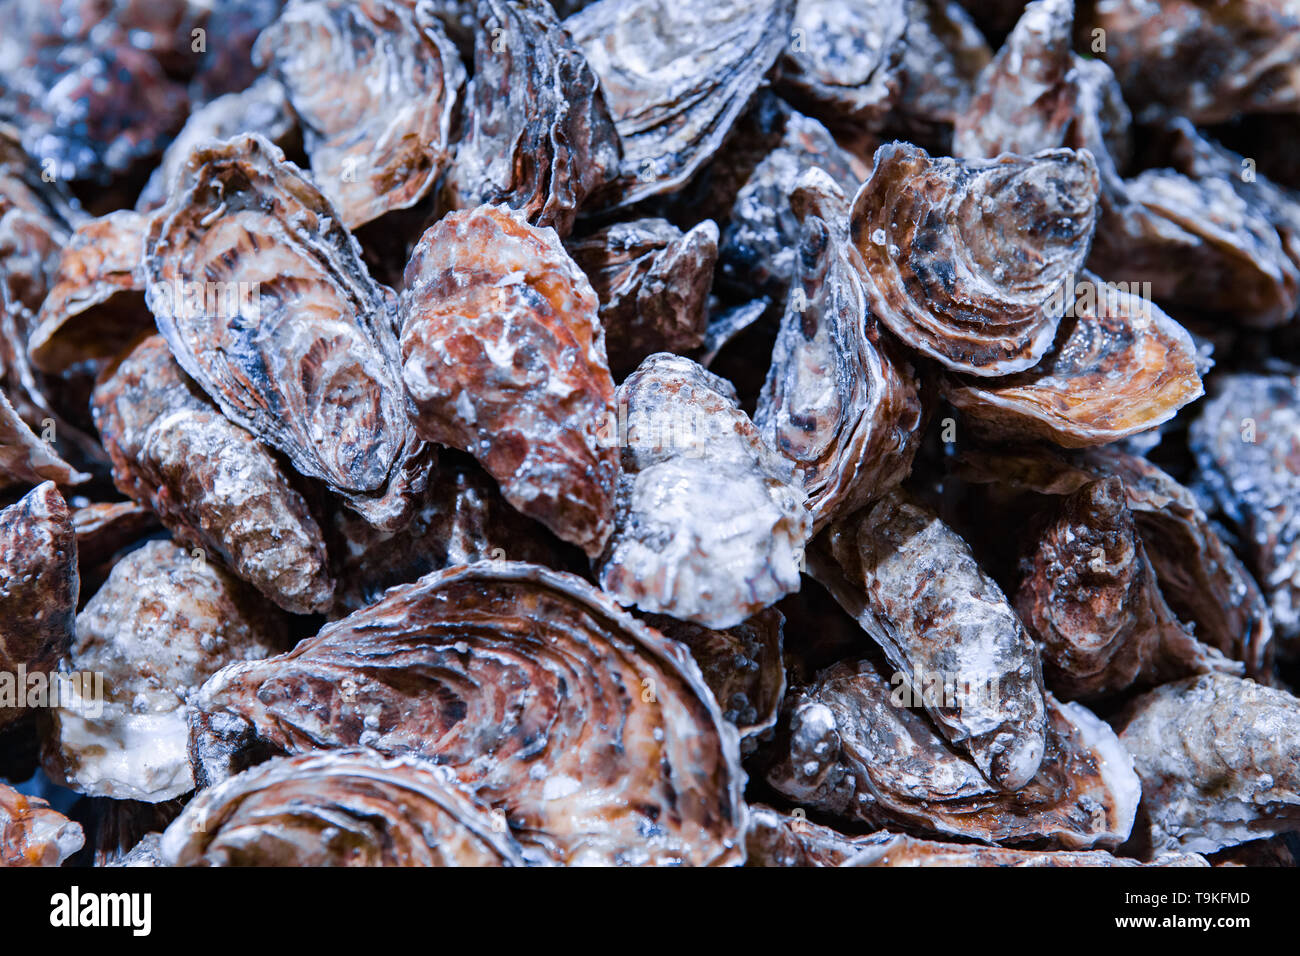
1, 0, 1299, 867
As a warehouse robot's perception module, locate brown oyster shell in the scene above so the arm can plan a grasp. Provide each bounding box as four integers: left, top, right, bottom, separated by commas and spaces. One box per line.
845, 832, 1209, 867
1191, 372, 1300, 650
944, 271, 1203, 448
766, 657, 1140, 848
92, 335, 335, 615
162, 750, 527, 867
0, 481, 77, 732
0, 389, 89, 491
894, 0, 991, 135
443, 0, 618, 238
755, 169, 924, 531
566, 0, 796, 208
71, 500, 159, 575
257, 0, 464, 229
744, 804, 893, 866
596, 353, 811, 629
27, 209, 152, 375
0, 782, 83, 867
399, 204, 618, 557
849, 143, 1100, 376
567, 218, 718, 373
811, 489, 1048, 791
1016, 477, 1242, 700
43, 540, 290, 803
189, 562, 746, 866
1119, 674, 1300, 855
143, 133, 430, 532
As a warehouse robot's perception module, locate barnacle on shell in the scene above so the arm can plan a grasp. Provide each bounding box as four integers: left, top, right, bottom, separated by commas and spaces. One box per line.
849, 142, 1100, 376
143, 133, 430, 532
399, 204, 617, 557
162, 750, 527, 866
944, 272, 1203, 448
189, 562, 746, 866
92, 336, 336, 615
0, 781, 83, 867
810, 489, 1048, 790
0, 481, 77, 732
597, 353, 811, 629
755, 168, 923, 531
43, 540, 290, 803
258, 0, 465, 229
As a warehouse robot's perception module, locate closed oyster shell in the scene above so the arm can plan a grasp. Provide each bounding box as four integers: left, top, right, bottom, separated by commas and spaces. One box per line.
0, 481, 77, 732
1191, 372, 1300, 649
766, 658, 1140, 848
894, 0, 991, 136
811, 489, 1047, 790
1119, 674, 1300, 855
143, 133, 430, 532
566, 0, 796, 208
257, 0, 464, 229
399, 204, 617, 557
189, 562, 746, 866
1016, 477, 1242, 700
0, 389, 89, 491
945, 271, 1203, 447
597, 353, 811, 629
444, 0, 618, 237
43, 540, 289, 803
755, 169, 923, 531
745, 804, 894, 866
162, 750, 527, 867
92, 336, 335, 615
0, 782, 83, 867
567, 218, 718, 373
849, 143, 1100, 376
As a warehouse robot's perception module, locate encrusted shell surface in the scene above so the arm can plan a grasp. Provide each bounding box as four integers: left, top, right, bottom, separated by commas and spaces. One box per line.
597, 353, 811, 629
162, 750, 527, 866
0, 782, 83, 867
398, 204, 617, 557
849, 142, 1100, 376
92, 335, 335, 615
189, 562, 747, 866
143, 133, 430, 532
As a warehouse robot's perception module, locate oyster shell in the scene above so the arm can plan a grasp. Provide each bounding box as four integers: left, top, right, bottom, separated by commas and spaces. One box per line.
189, 562, 746, 866
398, 204, 618, 557
162, 750, 527, 866
0, 782, 83, 867
755, 168, 923, 531
143, 133, 430, 532
894, 0, 990, 137
92, 335, 335, 615
257, 0, 464, 230
444, 0, 618, 237
811, 489, 1048, 790
1119, 674, 1300, 855
744, 804, 893, 867
849, 143, 1100, 376
596, 353, 811, 629
0, 389, 89, 491
1015, 476, 1242, 699
766, 658, 1140, 848
845, 832, 1209, 867
0, 481, 77, 732
43, 540, 290, 803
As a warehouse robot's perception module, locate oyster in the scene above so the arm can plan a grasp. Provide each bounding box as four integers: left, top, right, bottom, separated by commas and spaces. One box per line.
811, 489, 1048, 790
567, 218, 718, 373
0, 389, 89, 491
849, 143, 1100, 376
0, 782, 83, 867
189, 562, 746, 866
766, 658, 1140, 848
1119, 674, 1300, 855
566, 0, 796, 208
1016, 477, 1241, 700
143, 133, 429, 532
162, 750, 527, 867
745, 805, 893, 866
894, 0, 991, 138
596, 353, 811, 629
71, 500, 159, 576
0, 481, 77, 731
92, 335, 335, 615
399, 204, 618, 557
944, 272, 1203, 448
845, 832, 1209, 867
755, 169, 923, 531
43, 540, 290, 803
258, 0, 464, 229
444, 0, 618, 237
